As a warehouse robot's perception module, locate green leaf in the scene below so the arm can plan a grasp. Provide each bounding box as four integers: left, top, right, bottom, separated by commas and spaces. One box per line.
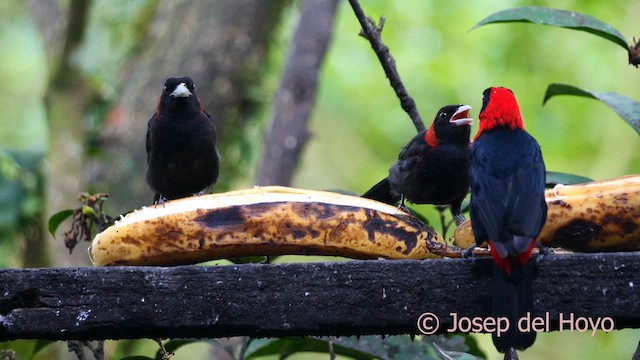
29, 339, 55, 359
461, 334, 486, 359
546, 171, 593, 187
47, 209, 74, 237
245, 337, 379, 360
470, 6, 628, 51
120, 357, 155, 360
332, 335, 473, 360
543, 83, 640, 135
81, 205, 96, 217
432, 342, 479, 360
228, 256, 270, 264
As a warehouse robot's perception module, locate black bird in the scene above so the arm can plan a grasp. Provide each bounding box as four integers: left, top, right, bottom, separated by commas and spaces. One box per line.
362, 105, 472, 225
146, 77, 219, 203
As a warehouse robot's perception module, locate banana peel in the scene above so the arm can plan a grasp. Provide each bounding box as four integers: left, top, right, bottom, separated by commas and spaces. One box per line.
454, 175, 640, 252
91, 175, 639, 266
90, 186, 449, 266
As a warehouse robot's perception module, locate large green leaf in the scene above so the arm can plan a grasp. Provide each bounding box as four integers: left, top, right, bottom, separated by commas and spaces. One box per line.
546, 171, 593, 188
245, 335, 475, 360
47, 209, 74, 238
29, 340, 55, 359
543, 83, 640, 135
470, 6, 628, 51
432, 342, 479, 360
333, 335, 473, 360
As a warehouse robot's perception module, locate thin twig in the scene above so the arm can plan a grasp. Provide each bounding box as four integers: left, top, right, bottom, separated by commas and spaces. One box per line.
67, 341, 86, 360
85, 341, 104, 360
348, 0, 425, 133
328, 337, 336, 360
155, 338, 174, 359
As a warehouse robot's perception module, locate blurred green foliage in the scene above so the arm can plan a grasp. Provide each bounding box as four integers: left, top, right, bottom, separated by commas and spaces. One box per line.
0, 1, 48, 153
0, 150, 43, 268
1, 0, 639, 359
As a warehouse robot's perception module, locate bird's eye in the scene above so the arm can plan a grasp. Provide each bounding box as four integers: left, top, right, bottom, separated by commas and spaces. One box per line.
441, 112, 447, 118
163, 86, 169, 93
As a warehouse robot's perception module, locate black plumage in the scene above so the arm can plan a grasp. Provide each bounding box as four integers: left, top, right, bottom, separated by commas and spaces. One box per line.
146, 77, 219, 203
362, 105, 472, 224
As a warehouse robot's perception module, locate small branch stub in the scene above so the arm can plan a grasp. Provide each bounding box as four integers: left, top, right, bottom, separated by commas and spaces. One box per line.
358, 16, 385, 39
630, 37, 640, 68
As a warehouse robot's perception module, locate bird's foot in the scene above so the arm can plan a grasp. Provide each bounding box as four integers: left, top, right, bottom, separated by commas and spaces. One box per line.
535, 242, 553, 263
453, 213, 466, 227
153, 195, 168, 207
398, 203, 414, 215
462, 244, 476, 259
397, 195, 414, 214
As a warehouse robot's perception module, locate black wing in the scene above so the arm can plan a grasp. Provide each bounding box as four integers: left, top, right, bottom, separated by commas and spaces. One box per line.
504, 142, 547, 238
469, 129, 547, 251
396, 131, 431, 171
146, 114, 156, 165
389, 130, 432, 184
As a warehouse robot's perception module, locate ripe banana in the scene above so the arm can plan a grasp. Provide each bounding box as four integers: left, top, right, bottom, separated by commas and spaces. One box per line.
90, 186, 448, 266
454, 175, 640, 252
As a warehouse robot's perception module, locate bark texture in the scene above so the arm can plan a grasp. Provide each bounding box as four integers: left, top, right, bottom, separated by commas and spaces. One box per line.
256, 0, 339, 186
0, 254, 638, 340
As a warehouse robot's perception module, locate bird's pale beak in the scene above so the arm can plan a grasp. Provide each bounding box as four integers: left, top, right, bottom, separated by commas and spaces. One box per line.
171, 83, 192, 98
450, 105, 473, 126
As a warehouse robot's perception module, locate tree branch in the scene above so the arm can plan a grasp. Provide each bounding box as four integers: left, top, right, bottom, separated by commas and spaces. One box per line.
52, 0, 91, 86
1, 253, 639, 341
348, 0, 425, 133
26, 0, 65, 67
256, 0, 339, 186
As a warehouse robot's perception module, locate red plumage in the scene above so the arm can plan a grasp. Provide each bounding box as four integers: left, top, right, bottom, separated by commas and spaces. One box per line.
474, 87, 525, 139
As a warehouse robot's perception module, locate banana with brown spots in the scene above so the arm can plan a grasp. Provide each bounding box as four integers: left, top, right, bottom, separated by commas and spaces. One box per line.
454, 175, 640, 252
90, 186, 448, 266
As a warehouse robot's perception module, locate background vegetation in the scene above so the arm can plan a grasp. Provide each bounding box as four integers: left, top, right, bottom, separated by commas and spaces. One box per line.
0, 0, 638, 359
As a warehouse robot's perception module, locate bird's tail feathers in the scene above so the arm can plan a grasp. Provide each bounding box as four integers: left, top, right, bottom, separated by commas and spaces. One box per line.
491, 259, 536, 353
361, 177, 400, 205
